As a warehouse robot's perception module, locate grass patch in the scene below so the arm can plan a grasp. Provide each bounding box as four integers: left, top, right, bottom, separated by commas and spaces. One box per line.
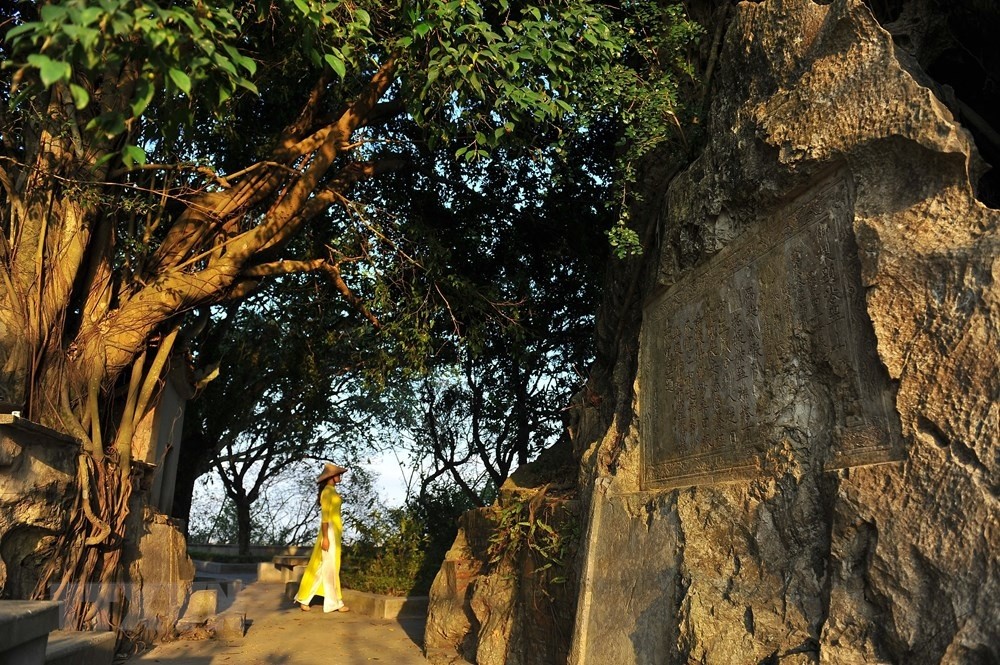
341, 543, 435, 597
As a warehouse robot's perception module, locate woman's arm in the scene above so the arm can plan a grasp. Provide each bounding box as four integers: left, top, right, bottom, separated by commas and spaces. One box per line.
321, 522, 331, 551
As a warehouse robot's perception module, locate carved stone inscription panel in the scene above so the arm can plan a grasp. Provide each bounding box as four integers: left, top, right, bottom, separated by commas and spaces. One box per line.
640, 176, 900, 489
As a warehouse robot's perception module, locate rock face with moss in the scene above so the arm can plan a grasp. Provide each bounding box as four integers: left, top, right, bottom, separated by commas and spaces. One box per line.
569, 0, 998, 663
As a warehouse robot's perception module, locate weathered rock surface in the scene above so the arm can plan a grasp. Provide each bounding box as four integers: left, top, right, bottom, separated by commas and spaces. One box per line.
569, 1, 999, 664
425, 509, 491, 664
425, 482, 581, 665
0, 417, 77, 600
121, 507, 195, 641
0, 416, 193, 642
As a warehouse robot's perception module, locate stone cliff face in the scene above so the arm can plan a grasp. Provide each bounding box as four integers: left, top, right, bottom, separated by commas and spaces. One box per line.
425, 471, 582, 665
569, 1, 998, 663
424, 1, 998, 663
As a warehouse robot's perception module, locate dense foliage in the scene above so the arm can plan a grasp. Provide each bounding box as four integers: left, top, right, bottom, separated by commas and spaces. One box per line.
0, 0, 700, 632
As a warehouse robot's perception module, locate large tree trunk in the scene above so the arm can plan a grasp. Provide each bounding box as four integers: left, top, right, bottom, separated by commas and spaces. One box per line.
2, 58, 401, 632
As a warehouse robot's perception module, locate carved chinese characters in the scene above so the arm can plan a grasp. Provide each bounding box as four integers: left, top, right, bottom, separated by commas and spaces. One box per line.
640, 176, 901, 489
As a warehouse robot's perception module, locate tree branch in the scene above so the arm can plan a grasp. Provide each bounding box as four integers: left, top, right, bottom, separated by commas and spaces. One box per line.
321, 261, 381, 328
240, 258, 327, 278
326, 155, 410, 191
276, 74, 333, 158
239, 256, 380, 327
243, 57, 399, 256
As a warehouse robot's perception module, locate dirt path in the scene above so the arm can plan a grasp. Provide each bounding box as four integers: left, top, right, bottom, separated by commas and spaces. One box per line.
128, 582, 428, 665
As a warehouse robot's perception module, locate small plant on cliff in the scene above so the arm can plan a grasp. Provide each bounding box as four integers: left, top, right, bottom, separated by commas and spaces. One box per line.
487, 486, 579, 589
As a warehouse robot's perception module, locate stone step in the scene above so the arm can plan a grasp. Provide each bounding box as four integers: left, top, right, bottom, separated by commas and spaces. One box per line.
176, 583, 248, 640
342, 590, 429, 619
44, 630, 114, 665
0, 600, 61, 665
179, 588, 219, 624
191, 579, 244, 612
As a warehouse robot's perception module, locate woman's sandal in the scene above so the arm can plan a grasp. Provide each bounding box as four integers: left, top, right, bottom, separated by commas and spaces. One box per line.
336, 606, 351, 613
299, 602, 311, 612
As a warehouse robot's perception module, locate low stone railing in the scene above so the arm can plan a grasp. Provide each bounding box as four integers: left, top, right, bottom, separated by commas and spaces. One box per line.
0, 600, 114, 665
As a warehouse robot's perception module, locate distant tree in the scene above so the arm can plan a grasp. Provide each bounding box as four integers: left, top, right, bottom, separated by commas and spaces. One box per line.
187, 461, 376, 550
178, 276, 389, 554
384, 125, 614, 505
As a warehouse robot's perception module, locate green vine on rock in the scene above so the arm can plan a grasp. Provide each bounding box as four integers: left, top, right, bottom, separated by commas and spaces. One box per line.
487, 486, 579, 590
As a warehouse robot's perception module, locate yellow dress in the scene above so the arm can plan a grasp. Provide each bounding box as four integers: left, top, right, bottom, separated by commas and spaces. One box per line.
294, 484, 344, 612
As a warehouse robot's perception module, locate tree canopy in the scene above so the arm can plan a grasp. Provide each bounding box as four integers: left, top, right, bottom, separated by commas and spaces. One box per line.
0, 0, 700, 632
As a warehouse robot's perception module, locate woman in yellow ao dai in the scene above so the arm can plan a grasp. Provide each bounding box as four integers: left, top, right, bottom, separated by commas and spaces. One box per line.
294, 463, 350, 613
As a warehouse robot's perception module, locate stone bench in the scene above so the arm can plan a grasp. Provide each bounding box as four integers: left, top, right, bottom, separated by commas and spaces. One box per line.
0, 601, 113, 665
272, 554, 310, 568
257, 555, 310, 584
193, 559, 259, 575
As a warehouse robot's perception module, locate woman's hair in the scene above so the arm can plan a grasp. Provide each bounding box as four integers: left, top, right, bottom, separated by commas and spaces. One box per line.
316, 476, 337, 505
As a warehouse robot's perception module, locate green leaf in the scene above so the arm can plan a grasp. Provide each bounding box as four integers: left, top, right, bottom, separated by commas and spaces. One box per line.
324, 53, 347, 79
212, 52, 238, 77
414, 23, 432, 38
93, 152, 116, 168
39, 4, 68, 23
28, 54, 72, 87
354, 8, 370, 26
168, 68, 191, 94
121, 144, 147, 169
5, 23, 35, 41
86, 112, 126, 139
79, 7, 104, 25
131, 78, 155, 116
469, 73, 482, 95
239, 55, 257, 76
223, 44, 257, 75
69, 83, 90, 109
